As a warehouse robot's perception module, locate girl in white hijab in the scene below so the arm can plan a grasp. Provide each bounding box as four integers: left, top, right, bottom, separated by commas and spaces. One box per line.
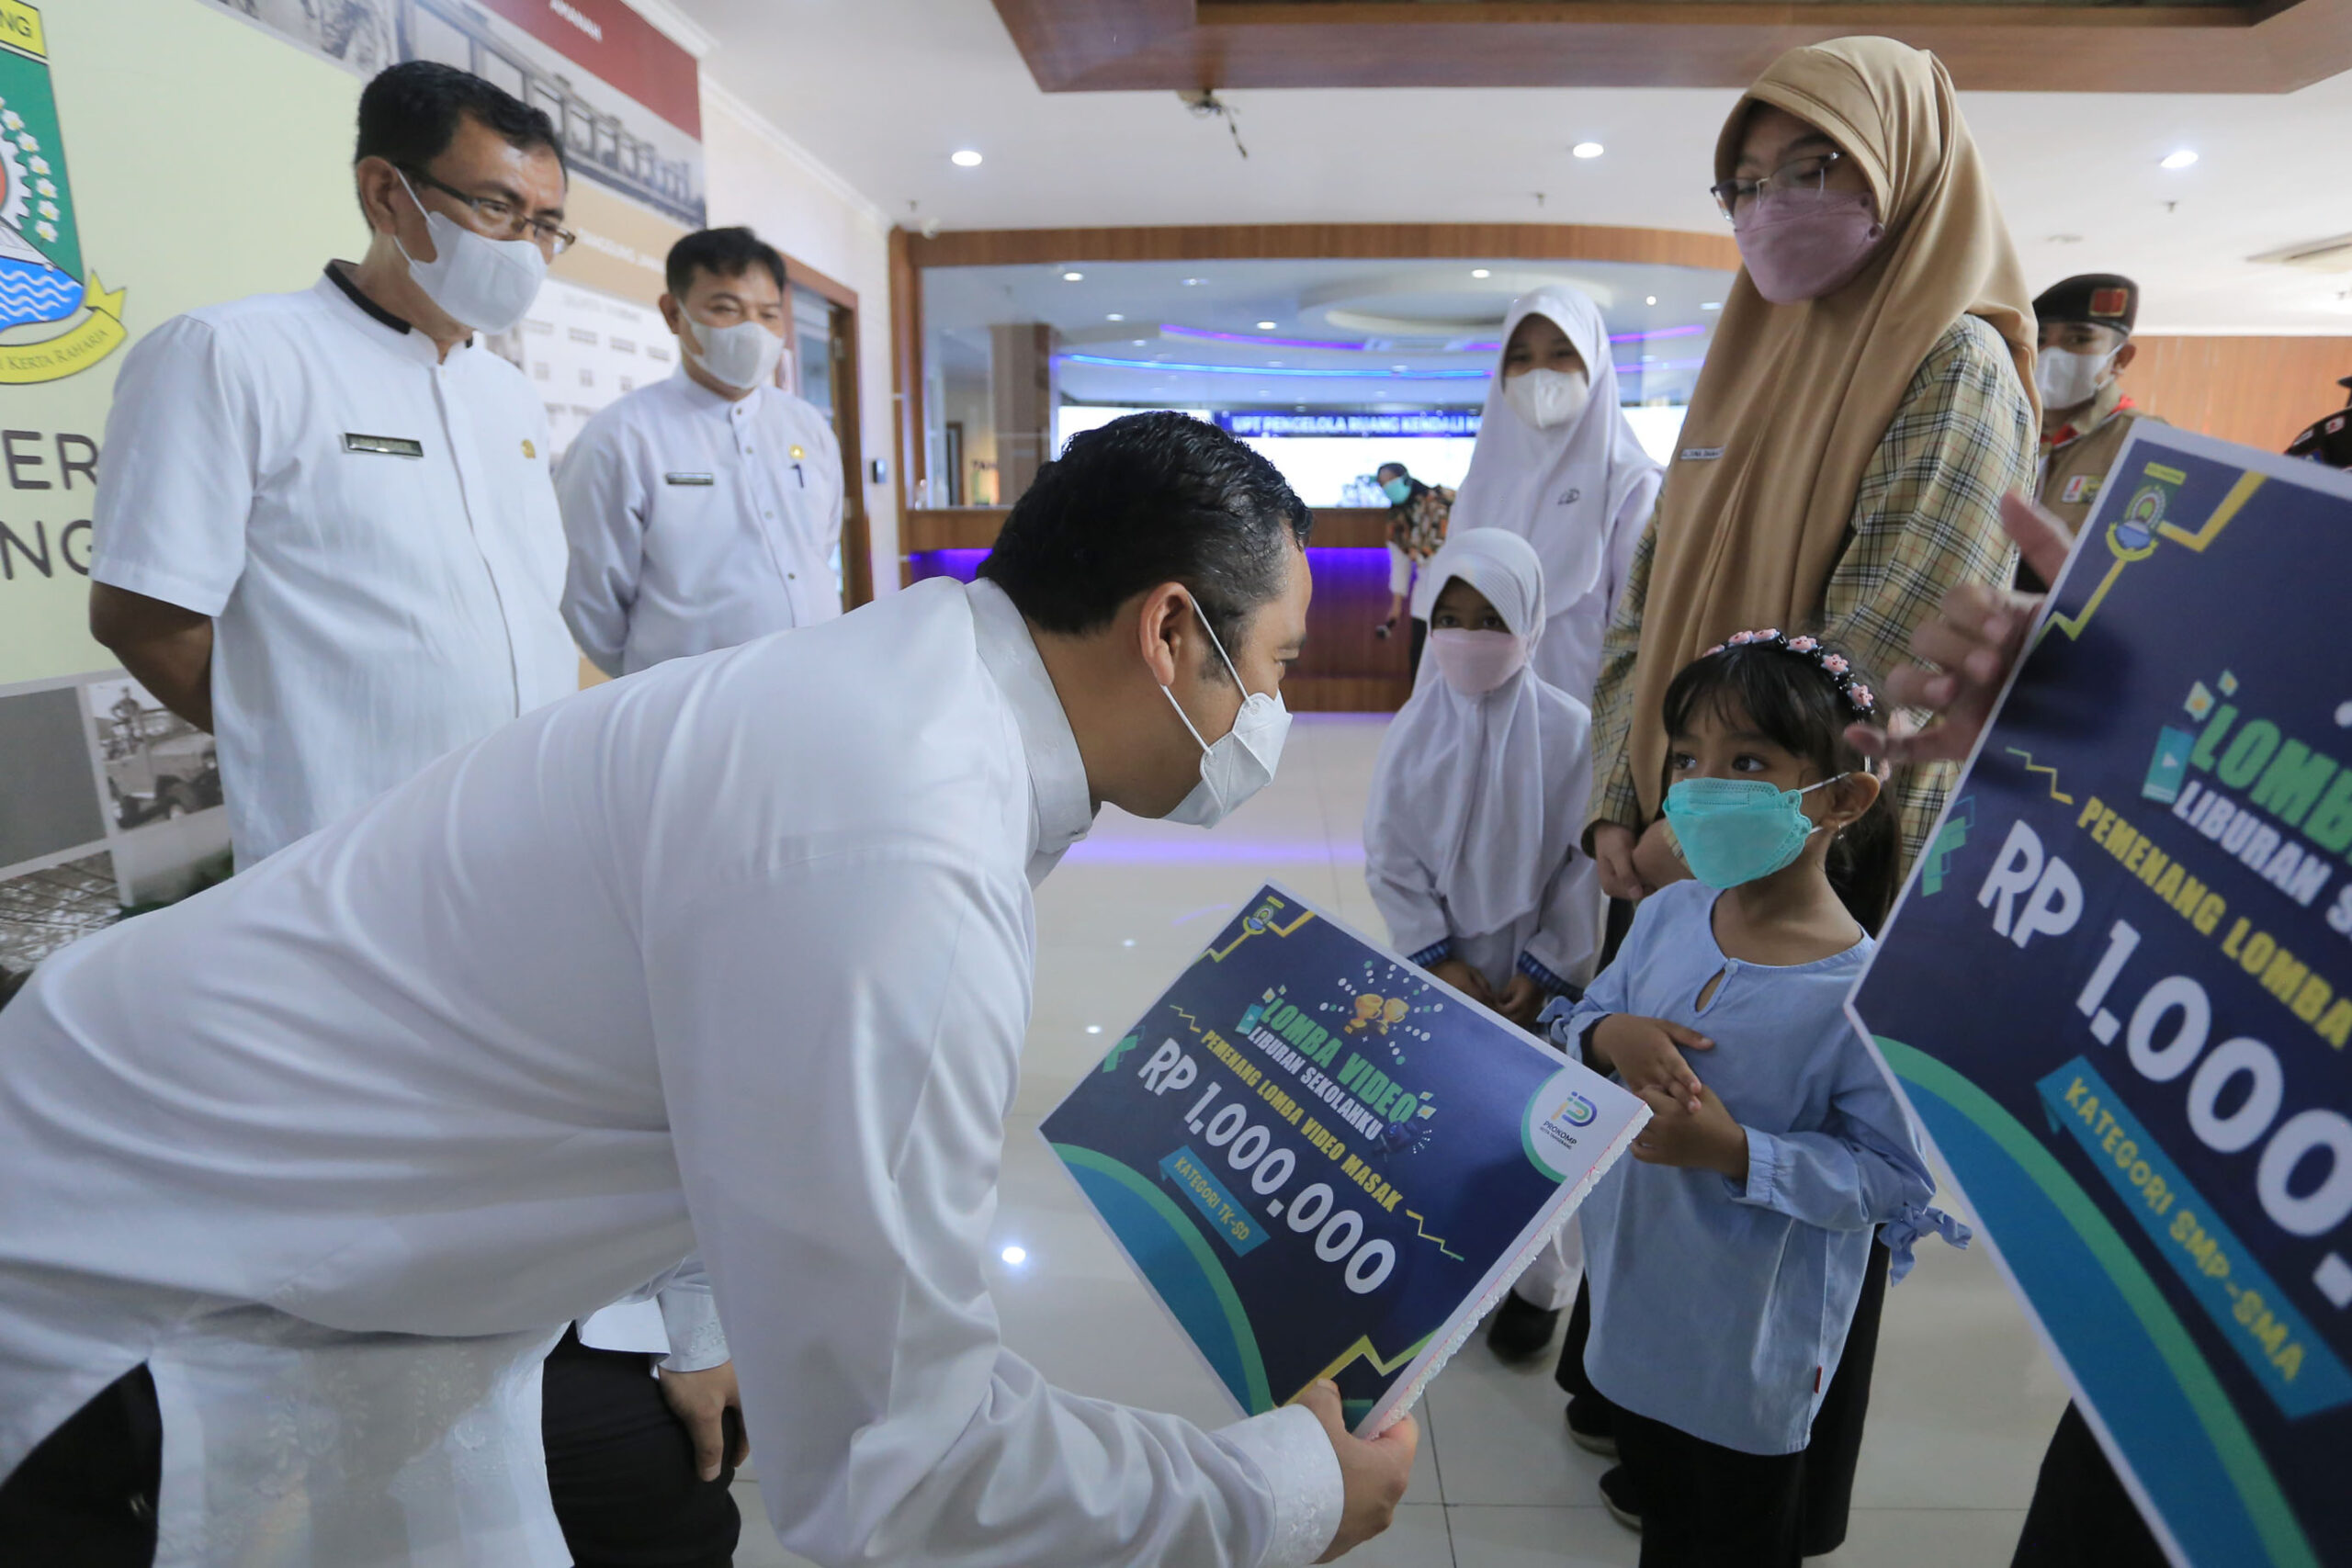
1364, 528, 1600, 1023
1364, 527, 1600, 1351
1441, 285, 1665, 705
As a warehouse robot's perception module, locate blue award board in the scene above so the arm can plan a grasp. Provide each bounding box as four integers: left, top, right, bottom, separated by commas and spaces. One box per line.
1849, 425, 2352, 1566
1042, 884, 1645, 1438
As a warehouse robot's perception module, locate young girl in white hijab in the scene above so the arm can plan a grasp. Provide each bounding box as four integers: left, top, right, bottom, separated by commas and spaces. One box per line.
1365, 528, 1600, 1026
1441, 285, 1665, 705
1365, 527, 1601, 1354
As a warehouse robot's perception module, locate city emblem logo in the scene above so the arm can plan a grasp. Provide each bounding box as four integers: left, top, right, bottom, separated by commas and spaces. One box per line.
0, 3, 127, 385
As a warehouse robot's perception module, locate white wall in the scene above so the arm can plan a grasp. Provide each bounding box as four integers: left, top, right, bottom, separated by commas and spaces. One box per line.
699, 83, 902, 593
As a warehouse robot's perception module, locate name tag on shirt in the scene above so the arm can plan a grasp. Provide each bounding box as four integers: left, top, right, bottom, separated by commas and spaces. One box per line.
1679, 446, 1724, 462
342, 433, 424, 458
664, 472, 716, 486
2062, 474, 2100, 505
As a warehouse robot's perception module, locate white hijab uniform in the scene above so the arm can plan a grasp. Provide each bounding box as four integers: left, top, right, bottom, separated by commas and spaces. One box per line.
1365, 529, 1600, 998
1437, 285, 1665, 705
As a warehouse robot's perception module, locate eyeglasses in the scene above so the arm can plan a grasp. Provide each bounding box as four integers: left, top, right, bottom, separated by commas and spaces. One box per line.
1709, 150, 1846, 223
401, 164, 577, 256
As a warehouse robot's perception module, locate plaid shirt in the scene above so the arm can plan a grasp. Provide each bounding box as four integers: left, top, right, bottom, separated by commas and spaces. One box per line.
1590, 314, 2038, 872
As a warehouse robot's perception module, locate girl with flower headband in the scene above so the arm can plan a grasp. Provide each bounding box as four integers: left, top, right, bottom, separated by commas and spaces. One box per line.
1538, 631, 1962, 1565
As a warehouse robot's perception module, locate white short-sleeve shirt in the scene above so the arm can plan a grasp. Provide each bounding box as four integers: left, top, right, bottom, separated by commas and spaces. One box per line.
556, 369, 844, 676
90, 265, 578, 867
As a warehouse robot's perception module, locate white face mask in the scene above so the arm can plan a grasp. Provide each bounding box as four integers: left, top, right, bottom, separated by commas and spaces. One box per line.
2035, 344, 2118, 412
1159, 593, 1291, 828
392, 171, 547, 335
684, 313, 786, 392
1503, 365, 1590, 431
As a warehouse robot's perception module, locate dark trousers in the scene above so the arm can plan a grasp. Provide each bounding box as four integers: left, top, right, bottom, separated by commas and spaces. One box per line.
2010, 1404, 2168, 1568
1559, 1240, 1891, 1557
1615, 1403, 1806, 1568
0, 1337, 740, 1568
543, 1326, 741, 1568
0, 1366, 161, 1567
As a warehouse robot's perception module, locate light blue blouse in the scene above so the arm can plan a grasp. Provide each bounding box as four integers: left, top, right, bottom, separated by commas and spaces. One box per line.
1544, 880, 1959, 1456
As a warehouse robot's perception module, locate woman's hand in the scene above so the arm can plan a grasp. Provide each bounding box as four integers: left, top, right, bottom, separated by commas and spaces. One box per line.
1630, 818, 1689, 893
1849, 493, 2072, 767
1495, 973, 1545, 1028
1630, 1084, 1749, 1183
1427, 957, 1491, 1006
1589, 822, 1646, 901
1589, 1013, 1713, 1113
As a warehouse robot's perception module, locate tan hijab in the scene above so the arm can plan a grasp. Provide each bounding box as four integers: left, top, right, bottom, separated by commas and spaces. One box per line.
1622, 36, 2036, 816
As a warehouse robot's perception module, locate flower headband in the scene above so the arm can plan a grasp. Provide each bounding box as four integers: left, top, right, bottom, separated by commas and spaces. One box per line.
1702, 628, 1879, 719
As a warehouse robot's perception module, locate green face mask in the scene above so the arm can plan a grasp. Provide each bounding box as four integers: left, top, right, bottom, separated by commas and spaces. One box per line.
1381, 477, 1411, 504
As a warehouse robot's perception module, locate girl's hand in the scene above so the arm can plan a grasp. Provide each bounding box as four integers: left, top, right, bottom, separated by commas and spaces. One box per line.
1630, 1084, 1749, 1183
1495, 973, 1544, 1028
1589, 822, 1647, 901
1589, 1014, 1712, 1113
1428, 957, 1491, 1006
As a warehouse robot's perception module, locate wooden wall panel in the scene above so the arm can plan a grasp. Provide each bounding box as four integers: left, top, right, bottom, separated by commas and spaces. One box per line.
911, 222, 1740, 274
991, 0, 2352, 94
2125, 336, 2352, 455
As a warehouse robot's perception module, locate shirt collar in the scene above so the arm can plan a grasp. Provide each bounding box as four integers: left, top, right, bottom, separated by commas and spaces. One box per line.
966, 577, 1094, 879
318, 262, 461, 368
2044, 378, 2132, 452
671, 364, 762, 415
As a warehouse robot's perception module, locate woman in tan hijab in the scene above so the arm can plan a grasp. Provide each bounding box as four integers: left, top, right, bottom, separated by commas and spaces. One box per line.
1585, 36, 2039, 908
1561, 37, 2038, 1566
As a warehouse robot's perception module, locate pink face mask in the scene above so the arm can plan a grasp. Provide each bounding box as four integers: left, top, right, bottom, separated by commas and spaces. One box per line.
1734, 186, 1886, 305
1429, 629, 1528, 695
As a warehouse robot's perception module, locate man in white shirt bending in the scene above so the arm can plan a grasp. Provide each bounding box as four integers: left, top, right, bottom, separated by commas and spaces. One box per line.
558, 226, 844, 676
74, 60, 741, 1568
0, 412, 1415, 1567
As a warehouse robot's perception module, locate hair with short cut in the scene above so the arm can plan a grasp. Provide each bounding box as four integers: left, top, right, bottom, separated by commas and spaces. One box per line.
665, 227, 788, 303
1661, 640, 1902, 932
978, 412, 1311, 673
1375, 462, 1408, 481
354, 62, 564, 186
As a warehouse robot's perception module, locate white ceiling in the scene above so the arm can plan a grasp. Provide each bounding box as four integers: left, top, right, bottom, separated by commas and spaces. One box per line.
682, 0, 2352, 336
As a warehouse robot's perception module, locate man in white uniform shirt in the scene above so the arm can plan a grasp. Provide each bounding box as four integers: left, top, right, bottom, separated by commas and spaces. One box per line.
0, 413, 1415, 1566
86, 62, 579, 870
558, 226, 844, 673
74, 62, 742, 1567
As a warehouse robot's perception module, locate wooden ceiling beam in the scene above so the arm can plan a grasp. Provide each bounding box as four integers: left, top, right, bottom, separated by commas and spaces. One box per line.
991, 0, 2352, 93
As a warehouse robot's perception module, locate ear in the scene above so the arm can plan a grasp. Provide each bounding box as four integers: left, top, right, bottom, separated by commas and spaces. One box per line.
1826, 769, 1883, 829
2113, 339, 2139, 373
1134, 581, 1192, 690
355, 156, 403, 237
659, 293, 684, 336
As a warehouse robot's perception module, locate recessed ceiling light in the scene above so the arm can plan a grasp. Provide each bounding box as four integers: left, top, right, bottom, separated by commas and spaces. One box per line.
1645, 295, 1657, 305
1269, 360, 1284, 367
1000, 1245, 1027, 1266
1572, 141, 1604, 159
1085, 1024, 1102, 1034
1132, 339, 1147, 345
1701, 301, 1723, 311
1182, 276, 1207, 286
950, 149, 983, 167
2160, 149, 2199, 170
1106, 312, 1125, 321
1256, 321, 1278, 330
1061, 270, 1084, 282
1391, 364, 1408, 371
1471, 268, 1491, 278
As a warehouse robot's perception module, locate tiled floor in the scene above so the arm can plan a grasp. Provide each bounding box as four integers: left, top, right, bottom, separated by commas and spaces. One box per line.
731, 715, 2070, 1567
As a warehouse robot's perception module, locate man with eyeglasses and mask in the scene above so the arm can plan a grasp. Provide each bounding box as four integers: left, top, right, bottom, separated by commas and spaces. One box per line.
558, 226, 845, 677
2030, 274, 2164, 571
62, 60, 745, 1568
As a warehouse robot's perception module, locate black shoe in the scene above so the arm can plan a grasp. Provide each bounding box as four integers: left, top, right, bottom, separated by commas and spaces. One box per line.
1599, 1464, 1644, 1533
1566, 1395, 1618, 1459
1485, 1292, 1561, 1359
